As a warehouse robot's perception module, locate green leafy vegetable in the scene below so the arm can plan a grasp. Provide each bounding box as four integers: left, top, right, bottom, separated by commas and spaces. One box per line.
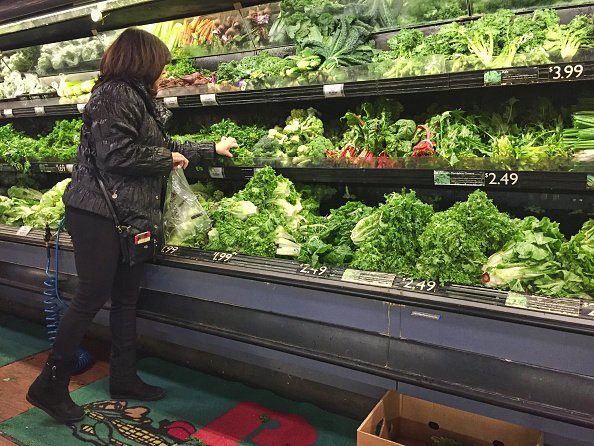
351, 190, 434, 275
417, 190, 517, 285
483, 216, 589, 298
560, 220, 594, 296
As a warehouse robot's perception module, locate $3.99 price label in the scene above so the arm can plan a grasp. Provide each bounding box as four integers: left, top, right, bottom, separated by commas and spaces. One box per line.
548, 63, 585, 80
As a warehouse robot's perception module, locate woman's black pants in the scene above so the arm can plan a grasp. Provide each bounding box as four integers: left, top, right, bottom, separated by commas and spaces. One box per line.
51, 206, 144, 377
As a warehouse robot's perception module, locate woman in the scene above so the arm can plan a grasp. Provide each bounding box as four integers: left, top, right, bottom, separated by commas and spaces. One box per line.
26, 28, 237, 424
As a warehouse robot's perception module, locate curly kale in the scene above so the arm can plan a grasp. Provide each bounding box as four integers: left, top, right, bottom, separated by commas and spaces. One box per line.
387, 29, 426, 58
217, 52, 288, 84
351, 190, 434, 275
417, 190, 517, 285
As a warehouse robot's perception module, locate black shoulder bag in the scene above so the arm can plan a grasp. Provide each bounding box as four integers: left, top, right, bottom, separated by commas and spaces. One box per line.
94, 173, 156, 267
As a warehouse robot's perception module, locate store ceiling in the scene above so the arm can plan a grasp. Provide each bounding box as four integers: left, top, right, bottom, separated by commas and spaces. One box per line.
0, 0, 270, 51
0, 1, 99, 24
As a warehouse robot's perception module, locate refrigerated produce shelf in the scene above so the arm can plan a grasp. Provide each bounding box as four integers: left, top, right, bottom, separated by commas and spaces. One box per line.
2, 229, 594, 430
200, 165, 594, 194
2, 162, 592, 194
2, 60, 594, 119
1, 224, 593, 333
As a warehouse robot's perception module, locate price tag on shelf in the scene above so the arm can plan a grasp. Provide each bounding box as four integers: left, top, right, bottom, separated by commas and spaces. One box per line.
485, 172, 519, 186
341, 268, 396, 288
547, 63, 588, 81
164, 96, 179, 108
484, 67, 539, 86
212, 251, 235, 263
505, 291, 580, 317
296, 264, 331, 277
208, 167, 225, 178
3, 109, 13, 118
323, 84, 345, 98
38, 163, 71, 173
200, 94, 218, 106
434, 170, 485, 187
77, 103, 87, 113
160, 246, 179, 255
580, 302, 594, 319
34, 106, 45, 116
16, 226, 33, 237
394, 277, 439, 293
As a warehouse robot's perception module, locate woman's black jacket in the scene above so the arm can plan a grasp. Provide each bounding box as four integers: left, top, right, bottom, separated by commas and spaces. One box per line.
62, 79, 214, 239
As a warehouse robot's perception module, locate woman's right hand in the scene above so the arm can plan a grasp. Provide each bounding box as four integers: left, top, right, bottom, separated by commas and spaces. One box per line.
172, 152, 189, 170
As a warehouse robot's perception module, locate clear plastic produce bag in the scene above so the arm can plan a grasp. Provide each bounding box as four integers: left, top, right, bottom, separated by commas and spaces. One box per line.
163, 168, 211, 246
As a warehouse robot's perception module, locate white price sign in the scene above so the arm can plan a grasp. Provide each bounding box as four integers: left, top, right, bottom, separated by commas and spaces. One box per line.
161, 246, 179, 255
34, 106, 45, 116
164, 96, 179, 108
212, 252, 235, 262
77, 103, 87, 113
3, 109, 13, 118
200, 94, 218, 106
485, 172, 519, 186
549, 64, 584, 80
16, 226, 33, 237
208, 167, 225, 178
323, 84, 345, 98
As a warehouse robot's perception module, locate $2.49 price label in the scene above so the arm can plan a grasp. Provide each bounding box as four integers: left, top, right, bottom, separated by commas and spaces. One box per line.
297, 264, 331, 277
485, 171, 519, 186
394, 277, 438, 293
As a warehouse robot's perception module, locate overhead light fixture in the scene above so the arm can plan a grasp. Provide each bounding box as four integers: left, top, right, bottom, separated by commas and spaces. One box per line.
91, 8, 103, 22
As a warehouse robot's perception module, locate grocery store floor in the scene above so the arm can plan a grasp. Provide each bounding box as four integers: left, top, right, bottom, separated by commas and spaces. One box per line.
0, 314, 358, 446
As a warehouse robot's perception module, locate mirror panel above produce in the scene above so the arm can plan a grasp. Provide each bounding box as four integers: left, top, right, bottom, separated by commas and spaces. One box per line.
395, 0, 469, 26
2, 2, 594, 102
35, 31, 121, 77
470, 0, 593, 14
241, 3, 287, 48
146, 11, 258, 59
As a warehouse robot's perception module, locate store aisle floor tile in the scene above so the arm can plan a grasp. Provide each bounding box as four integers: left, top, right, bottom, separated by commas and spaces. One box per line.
0, 315, 50, 368
0, 435, 17, 446
0, 350, 109, 423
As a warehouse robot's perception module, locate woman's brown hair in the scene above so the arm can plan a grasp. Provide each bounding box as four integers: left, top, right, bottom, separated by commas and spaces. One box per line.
97, 28, 171, 93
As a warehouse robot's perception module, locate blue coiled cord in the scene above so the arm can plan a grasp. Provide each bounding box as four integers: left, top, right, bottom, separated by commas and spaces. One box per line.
43, 217, 94, 374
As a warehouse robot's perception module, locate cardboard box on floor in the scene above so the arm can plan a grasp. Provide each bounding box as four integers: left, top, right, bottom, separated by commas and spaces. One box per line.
357, 391, 544, 446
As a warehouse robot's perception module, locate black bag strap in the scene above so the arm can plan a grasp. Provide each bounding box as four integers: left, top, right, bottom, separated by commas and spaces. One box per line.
84, 143, 122, 229
95, 174, 122, 229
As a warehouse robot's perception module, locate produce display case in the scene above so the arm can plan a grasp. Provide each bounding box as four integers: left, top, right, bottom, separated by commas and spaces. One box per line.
470, 0, 593, 14
1, 2, 594, 446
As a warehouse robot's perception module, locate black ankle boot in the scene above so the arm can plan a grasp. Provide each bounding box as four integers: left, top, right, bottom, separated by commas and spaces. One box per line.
109, 346, 165, 401
26, 356, 85, 424
110, 374, 165, 401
